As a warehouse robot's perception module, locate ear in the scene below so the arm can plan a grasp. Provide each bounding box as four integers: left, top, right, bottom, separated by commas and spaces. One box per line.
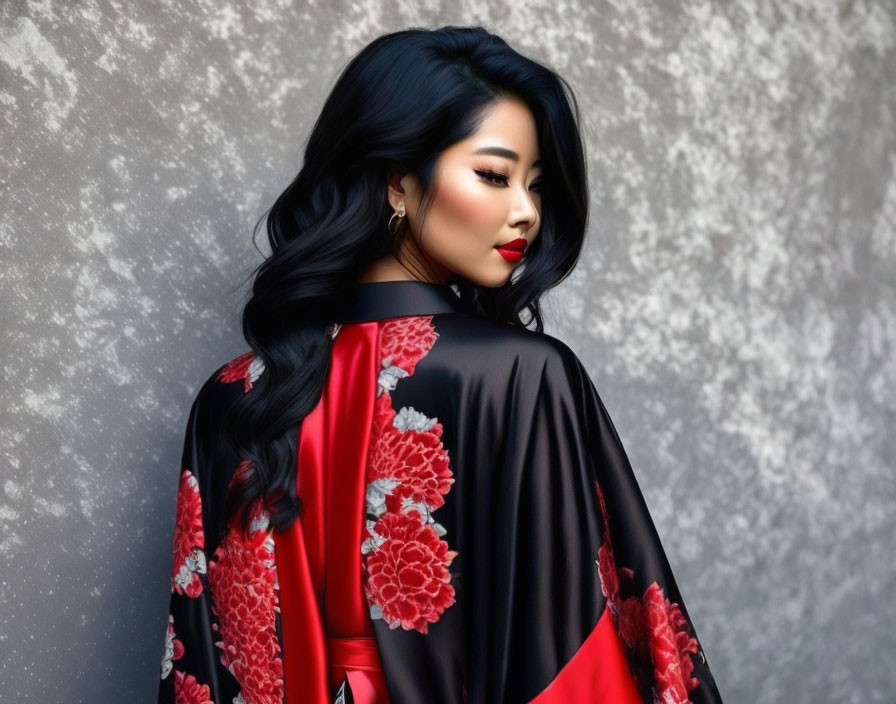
386, 163, 412, 210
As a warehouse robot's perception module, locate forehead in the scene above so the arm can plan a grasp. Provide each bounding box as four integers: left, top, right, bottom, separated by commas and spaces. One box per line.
446, 97, 540, 163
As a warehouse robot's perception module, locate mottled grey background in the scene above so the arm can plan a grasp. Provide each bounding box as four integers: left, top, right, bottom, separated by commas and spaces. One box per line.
1, 1, 894, 702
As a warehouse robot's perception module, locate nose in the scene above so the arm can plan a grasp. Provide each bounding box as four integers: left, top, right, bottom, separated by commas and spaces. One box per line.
509, 183, 539, 232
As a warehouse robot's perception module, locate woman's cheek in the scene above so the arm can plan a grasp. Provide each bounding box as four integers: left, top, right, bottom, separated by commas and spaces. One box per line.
433, 178, 503, 233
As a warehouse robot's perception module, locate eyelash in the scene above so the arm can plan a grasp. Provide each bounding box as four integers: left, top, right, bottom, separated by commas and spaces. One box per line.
474, 169, 543, 192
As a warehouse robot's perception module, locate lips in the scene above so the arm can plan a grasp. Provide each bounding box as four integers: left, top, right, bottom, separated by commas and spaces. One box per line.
495, 237, 527, 263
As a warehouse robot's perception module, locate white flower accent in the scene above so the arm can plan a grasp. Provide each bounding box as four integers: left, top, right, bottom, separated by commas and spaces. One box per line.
334, 680, 347, 704
248, 355, 265, 383
361, 519, 388, 555
160, 614, 176, 679
233, 694, 247, 704
660, 691, 687, 704
173, 548, 207, 591
369, 602, 383, 620
377, 361, 409, 396
365, 478, 399, 518
392, 406, 437, 432
390, 494, 447, 535
259, 532, 279, 600
399, 497, 432, 522
250, 510, 270, 533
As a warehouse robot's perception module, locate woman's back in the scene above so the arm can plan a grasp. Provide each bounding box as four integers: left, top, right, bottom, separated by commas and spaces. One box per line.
158, 280, 723, 703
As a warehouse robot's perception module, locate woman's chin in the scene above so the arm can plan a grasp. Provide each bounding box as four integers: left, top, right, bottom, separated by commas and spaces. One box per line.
464, 267, 514, 289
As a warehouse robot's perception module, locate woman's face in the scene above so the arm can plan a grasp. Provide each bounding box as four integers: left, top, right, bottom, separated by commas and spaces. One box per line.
390, 96, 543, 288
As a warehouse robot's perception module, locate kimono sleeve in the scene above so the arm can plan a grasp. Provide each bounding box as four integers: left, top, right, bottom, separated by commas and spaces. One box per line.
481, 339, 724, 703
156, 367, 237, 704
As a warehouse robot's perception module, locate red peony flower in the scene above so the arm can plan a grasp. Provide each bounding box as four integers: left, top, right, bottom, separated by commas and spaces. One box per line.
207, 499, 284, 704
643, 581, 699, 702
171, 469, 206, 598
369, 392, 398, 442
363, 315, 459, 634
380, 316, 439, 376
597, 541, 620, 603
173, 670, 213, 704
364, 510, 457, 634
593, 481, 701, 701
168, 614, 185, 661
217, 351, 263, 392
369, 425, 453, 513
617, 594, 648, 649
161, 614, 185, 680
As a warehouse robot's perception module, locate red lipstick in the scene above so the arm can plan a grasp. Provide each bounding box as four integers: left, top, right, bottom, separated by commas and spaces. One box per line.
495, 237, 527, 263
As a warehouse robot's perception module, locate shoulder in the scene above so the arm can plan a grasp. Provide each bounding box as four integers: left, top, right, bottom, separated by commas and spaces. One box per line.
186, 350, 265, 431
424, 314, 591, 399
420, 316, 608, 473
174, 352, 262, 551
179, 350, 261, 482
211, 350, 266, 393
433, 313, 584, 366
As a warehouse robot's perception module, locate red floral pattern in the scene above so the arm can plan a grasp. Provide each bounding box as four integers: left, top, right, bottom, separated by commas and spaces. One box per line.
618, 588, 647, 648
207, 495, 284, 704
367, 394, 454, 512
593, 479, 701, 703
380, 317, 439, 376
162, 356, 283, 702
161, 614, 185, 680
364, 510, 458, 632
171, 469, 206, 598
362, 315, 459, 634
217, 351, 265, 392
645, 582, 700, 702
173, 670, 213, 704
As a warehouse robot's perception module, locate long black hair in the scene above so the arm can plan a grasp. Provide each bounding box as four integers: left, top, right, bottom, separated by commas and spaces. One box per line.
221, 25, 589, 538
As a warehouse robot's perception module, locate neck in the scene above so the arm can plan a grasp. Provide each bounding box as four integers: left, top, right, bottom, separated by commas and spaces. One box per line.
358, 242, 451, 284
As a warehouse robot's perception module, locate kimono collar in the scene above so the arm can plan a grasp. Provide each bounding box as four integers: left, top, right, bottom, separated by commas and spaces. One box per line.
336, 280, 471, 323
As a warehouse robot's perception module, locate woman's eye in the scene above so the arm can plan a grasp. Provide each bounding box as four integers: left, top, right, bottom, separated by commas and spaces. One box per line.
474, 169, 509, 186
529, 181, 543, 193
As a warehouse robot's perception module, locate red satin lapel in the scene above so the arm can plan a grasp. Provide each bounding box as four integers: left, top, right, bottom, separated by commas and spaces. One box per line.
324, 323, 379, 635
273, 322, 389, 704
272, 393, 330, 702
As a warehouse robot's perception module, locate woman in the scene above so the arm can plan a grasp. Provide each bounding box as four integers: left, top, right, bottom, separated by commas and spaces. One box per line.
158, 25, 725, 704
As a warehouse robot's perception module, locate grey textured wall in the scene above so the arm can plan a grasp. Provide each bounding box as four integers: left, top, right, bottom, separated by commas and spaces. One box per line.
2, 1, 894, 702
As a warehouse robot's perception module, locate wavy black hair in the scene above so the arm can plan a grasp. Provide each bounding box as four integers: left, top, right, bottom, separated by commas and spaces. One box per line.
221, 25, 589, 538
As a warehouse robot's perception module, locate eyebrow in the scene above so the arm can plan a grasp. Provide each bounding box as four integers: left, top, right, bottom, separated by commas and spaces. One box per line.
473, 146, 542, 168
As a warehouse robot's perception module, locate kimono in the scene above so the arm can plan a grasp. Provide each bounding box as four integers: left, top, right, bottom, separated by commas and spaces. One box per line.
157, 279, 725, 704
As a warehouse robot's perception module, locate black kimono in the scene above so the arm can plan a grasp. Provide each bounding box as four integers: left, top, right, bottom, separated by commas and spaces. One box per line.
157, 279, 725, 704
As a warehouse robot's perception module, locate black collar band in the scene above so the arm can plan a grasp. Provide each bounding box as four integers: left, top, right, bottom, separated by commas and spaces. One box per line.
336, 280, 472, 323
